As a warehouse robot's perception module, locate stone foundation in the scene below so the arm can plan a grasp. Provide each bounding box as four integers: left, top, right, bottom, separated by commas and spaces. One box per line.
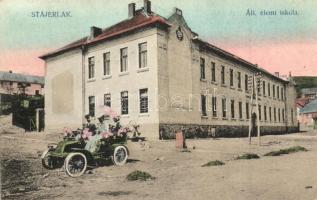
159, 123, 299, 139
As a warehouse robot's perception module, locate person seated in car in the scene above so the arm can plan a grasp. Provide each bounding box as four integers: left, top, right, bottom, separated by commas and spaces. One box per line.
83, 114, 97, 135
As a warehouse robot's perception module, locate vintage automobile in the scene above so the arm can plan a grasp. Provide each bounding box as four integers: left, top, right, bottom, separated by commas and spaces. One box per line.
41, 129, 129, 177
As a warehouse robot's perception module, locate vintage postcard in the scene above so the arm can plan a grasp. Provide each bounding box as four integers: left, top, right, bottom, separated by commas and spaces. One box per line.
1, 0, 317, 199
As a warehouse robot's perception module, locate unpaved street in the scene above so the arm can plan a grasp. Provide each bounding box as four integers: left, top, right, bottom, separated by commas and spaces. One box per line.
1, 125, 317, 200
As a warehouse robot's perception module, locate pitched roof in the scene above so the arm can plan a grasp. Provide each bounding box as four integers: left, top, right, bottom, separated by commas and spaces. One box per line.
192, 38, 288, 83
296, 97, 310, 108
0, 71, 44, 85
39, 10, 170, 59
300, 99, 317, 114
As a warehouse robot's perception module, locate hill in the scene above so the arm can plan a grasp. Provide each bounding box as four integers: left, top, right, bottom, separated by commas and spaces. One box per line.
292, 76, 317, 97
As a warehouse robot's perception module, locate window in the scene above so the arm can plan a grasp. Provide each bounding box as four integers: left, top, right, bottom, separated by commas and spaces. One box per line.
281, 88, 284, 100
231, 100, 235, 119
212, 96, 217, 117
88, 57, 95, 79
121, 91, 129, 115
269, 107, 272, 121
139, 42, 147, 68
103, 52, 110, 76
273, 85, 275, 98
263, 81, 266, 95
104, 93, 111, 107
222, 98, 227, 118
139, 88, 148, 113
278, 108, 281, 122
282, 109, 285, 122
221, 66, 225, 84
258, 105, 261, 120
200, 58, 205, 79
237, 72, 241, 89
277, 86, 280, 99
239, 101, 242, 119
230, 69, 234, 87
88, 96, 95, 117
120, 47, 128, 72
257, 78, 261, 94
264, 106, 267, 121
201, 95, 207, 116
246, 102, 250, 119
211, 62, 216, 82
268, 82, 271, 96
274, 107, 276, 122
291, 109, 294, 124
245, 74, 248, 91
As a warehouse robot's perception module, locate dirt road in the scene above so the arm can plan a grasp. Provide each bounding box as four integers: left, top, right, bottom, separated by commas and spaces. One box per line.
1, 127, 317, 200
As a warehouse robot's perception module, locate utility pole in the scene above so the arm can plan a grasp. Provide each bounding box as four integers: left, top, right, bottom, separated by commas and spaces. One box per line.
255, 72, 262, 146
248, 75, 254, 144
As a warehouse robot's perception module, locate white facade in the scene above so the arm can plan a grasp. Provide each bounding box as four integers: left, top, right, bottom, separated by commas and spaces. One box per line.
84, 28, 160, 136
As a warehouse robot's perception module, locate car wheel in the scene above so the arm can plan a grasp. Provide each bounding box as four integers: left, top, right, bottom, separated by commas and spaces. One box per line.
112, 146, 128, 166
64, 152, 87, 177
41, 149, 57, 169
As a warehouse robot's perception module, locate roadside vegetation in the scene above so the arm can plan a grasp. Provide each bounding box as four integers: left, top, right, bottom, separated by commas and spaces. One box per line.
236, 153, 260, 160
126, 170, 155, 181
201, 160, 225, 167
264, 146, 308, 156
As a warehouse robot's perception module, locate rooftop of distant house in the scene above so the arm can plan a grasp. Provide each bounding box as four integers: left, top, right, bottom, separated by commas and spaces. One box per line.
300, 99, 317, 114
0, 71, 44, 85
296, 97, 310, 108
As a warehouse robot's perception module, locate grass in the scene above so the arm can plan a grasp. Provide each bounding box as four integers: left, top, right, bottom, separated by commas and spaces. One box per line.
264, 146, 308, 156
201, 160, 225, 167
236, 153, 260, 160
126, 170, 155, 181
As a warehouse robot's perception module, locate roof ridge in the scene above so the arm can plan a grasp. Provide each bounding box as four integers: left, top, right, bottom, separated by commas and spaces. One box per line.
39, 11, 170, 59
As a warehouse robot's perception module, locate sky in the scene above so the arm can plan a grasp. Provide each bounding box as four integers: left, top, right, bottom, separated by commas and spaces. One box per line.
0, 0, 317, 76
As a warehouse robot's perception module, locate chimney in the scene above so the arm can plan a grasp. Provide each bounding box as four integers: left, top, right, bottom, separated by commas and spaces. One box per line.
144, 0, 151, 14
128, 3, 136, 18
175, 8, 183, 16
274, 72, 280, 77
90, 26, 102, 39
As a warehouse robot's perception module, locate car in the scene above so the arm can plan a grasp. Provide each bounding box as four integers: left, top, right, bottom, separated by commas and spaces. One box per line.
41, 130, 129, 177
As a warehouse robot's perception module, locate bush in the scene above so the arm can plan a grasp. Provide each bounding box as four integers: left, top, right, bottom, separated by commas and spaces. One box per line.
201, 160, 225, 167
264, 146, 308, 156
126, 170, 154, 181
236, 153, 260, 160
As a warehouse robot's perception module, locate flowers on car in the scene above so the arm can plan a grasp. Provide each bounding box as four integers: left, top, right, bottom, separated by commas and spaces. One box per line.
63, 127, 72, 137
62, 106, 140, 142
100, 131, 114, 139
82, 128, 93, 139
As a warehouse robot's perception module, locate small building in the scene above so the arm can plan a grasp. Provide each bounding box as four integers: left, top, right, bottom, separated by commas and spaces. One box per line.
299, 99, 317, 129
0, 71, 44, 96
0, 71, 44, 115
40, 1, 298, 139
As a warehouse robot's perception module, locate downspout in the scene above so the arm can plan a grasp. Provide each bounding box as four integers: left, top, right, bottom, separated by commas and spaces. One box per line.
284, 83, 288, 133
81, 45, 86, 125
